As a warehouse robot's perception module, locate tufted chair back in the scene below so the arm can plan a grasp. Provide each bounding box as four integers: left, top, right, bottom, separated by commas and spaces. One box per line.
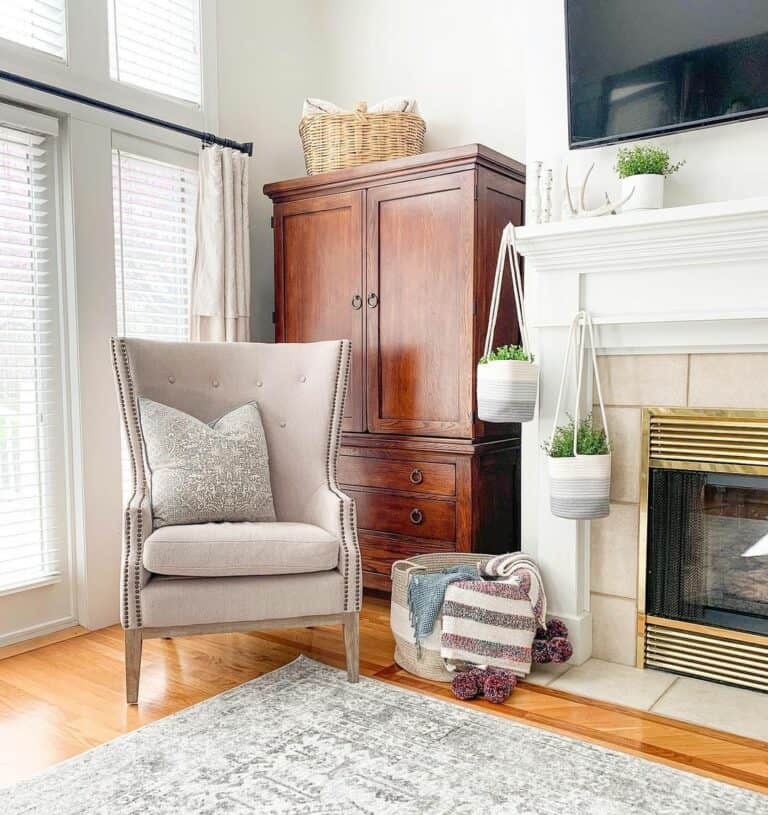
111, 338, 351, 524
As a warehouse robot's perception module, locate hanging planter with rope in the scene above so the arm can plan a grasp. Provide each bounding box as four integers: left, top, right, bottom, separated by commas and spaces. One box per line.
477, 223, 538, 423
546, 311, 611, 520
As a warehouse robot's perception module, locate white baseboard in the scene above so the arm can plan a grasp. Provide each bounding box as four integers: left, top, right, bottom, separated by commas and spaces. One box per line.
546, 610, 592, 666
0, 615, 78, 648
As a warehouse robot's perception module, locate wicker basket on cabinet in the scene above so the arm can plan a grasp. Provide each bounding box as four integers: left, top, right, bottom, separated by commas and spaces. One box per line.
299, 102, 425, 175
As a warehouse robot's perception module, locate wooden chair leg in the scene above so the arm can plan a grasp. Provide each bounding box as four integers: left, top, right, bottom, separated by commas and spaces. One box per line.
343, 612, 360, 683
125, 629, 143, 704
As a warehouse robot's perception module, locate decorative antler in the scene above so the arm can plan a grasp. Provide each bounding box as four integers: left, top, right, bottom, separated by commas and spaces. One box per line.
564, 163, 634, 218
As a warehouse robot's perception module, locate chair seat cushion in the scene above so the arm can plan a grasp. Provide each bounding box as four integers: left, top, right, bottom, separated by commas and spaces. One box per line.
143, 522, 340, 577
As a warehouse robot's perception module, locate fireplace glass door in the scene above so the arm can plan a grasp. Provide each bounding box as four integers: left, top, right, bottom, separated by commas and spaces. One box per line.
646, 469, 768, 636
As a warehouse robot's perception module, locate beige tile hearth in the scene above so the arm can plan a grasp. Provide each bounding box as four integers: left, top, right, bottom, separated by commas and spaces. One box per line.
596, 354, 688, 407
590, 593, 637, 665
688, 353, 768, 409
651, 676, 768, 742
590, 503, 639, 599
523, 661, 571, 687
549, 658, 676, 710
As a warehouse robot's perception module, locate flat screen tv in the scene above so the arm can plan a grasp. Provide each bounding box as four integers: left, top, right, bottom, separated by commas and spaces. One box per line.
566, 0, 768, 148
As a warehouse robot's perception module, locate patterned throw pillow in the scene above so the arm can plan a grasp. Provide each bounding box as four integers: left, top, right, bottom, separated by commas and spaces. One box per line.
138, 398, 276, 528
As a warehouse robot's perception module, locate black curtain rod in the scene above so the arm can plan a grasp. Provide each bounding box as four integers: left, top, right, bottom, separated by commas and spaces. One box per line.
0, 69, 253, 156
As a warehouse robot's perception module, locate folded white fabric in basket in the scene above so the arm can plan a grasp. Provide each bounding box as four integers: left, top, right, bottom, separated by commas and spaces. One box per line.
302, 97, 418, 116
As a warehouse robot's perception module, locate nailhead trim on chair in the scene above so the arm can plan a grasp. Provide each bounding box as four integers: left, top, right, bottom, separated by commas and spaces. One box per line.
110, 337, 149, 629
327, 340, 361, 612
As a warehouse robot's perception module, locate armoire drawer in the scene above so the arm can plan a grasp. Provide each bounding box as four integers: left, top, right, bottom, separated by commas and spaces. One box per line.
359, 532, 455, 580
346, 488, 456, 541
338, 454, 455, 496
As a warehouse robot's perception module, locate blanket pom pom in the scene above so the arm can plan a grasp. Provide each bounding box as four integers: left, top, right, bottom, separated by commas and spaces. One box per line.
532, 639, 552, 664
546, 618, 569, 641
535, 626, 548, 640
547, 637, 573, 663
483, 673, 514, 704
468, 667, 489, 694
451, 671, 479, 700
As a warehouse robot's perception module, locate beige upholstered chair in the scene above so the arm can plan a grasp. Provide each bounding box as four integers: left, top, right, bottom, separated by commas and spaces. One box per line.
111, 337, 361, 703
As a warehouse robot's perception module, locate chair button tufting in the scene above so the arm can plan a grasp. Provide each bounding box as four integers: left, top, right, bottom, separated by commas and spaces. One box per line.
212, 379, 220, 388
256, 380, 263, 388
280, 421, 287, 428
300, 375, 307, 383
168, 375, 176, 384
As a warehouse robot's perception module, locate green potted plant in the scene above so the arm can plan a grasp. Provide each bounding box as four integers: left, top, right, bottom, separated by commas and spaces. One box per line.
544, 415, 611, 520
614, 145, 685, 211
478, 344, 538, 423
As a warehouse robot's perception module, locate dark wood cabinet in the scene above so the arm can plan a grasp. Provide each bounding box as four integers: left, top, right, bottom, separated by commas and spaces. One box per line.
265, 145, 525, 589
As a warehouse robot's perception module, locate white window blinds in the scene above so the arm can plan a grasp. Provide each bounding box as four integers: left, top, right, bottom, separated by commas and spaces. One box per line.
112, 149, 198, 341
0, 120, 66, 593
0, 0, 67, 61
108, 0, 202, 105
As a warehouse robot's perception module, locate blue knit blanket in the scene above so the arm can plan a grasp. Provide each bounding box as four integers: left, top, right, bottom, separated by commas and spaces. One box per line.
408, 565, 478, 653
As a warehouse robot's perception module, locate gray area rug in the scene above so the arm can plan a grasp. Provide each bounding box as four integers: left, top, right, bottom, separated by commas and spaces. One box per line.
1, 656, 764, 814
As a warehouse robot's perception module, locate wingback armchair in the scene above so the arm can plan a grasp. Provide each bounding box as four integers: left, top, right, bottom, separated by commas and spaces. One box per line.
111, 337, 361, 703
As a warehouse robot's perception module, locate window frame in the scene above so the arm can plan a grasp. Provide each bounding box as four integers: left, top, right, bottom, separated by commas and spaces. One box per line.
0, 102, 73, 598
0, 0, 69, 64
107, 0, 204, 109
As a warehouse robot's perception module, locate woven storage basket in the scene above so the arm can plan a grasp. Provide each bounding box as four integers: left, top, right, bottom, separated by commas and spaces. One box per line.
299, 102, 426, 175
391, 552, 492, 682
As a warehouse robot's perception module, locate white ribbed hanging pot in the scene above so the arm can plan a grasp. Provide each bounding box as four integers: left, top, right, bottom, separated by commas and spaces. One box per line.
547, 311, 611, 520
477, 223, 539, 423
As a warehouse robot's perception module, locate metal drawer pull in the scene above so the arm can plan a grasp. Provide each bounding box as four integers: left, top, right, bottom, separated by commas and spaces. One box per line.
351, 294, 362, 310
409, 468, 424, 485
367, 292, 379, 308
410, 508, 424, 525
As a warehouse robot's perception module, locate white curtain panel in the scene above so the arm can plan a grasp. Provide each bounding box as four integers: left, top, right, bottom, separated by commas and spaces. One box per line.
190, 145, 250, 342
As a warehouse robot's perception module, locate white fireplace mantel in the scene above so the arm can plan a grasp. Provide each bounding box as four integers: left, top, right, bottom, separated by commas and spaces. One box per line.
513, 196, 768, 665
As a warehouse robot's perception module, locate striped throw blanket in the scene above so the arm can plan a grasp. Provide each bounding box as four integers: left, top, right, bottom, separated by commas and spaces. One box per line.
440, 560, 547, 677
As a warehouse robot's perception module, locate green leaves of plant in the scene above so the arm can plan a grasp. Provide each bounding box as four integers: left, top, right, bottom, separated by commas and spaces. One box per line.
544, 414, 610, 457
479, 344, 533, 364
614, 145, 685, 179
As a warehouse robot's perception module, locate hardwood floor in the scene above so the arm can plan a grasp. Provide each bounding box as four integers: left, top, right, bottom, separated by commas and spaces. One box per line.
1, 596, 766, 794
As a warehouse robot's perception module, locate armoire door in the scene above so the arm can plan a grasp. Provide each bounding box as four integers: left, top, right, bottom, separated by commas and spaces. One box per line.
366, 172, 474, 437
274, 191, 365, 431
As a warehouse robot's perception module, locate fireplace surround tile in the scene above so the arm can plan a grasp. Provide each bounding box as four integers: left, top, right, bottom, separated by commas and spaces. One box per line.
598, 408, 642, 503
688, 353, 768, 409
590, 502, 639, 599
591, 593, 637, 666
595, 354, 688, 407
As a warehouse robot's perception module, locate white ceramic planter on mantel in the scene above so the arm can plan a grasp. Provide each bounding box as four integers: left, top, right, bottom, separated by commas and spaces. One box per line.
621, 173, 664, 211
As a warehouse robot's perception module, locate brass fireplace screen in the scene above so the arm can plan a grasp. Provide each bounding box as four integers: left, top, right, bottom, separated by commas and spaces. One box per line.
636, 408, 768, 692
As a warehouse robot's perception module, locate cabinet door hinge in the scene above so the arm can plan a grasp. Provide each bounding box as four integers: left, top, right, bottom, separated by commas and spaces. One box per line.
474, 178, 479, 201
270, 215, 275, 228
272, 311, 276, 324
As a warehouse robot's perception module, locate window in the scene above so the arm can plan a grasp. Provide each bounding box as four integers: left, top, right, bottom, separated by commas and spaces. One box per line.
0, 115, 66, 594
0, 0, 67, 60
112, 148, 198, 341
108, 0, 202, 105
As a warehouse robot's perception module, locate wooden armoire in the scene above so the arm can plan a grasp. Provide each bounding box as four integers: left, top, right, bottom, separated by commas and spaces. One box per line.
265, 145, 525, 590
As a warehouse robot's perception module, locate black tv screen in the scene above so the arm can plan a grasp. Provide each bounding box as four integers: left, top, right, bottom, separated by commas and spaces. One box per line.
566, 0, 768, 147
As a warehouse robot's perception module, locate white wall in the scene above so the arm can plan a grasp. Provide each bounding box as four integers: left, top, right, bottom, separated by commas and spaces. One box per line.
216, 0, 528, 341
216, 0, 329, 341
525, 2, 768, 220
